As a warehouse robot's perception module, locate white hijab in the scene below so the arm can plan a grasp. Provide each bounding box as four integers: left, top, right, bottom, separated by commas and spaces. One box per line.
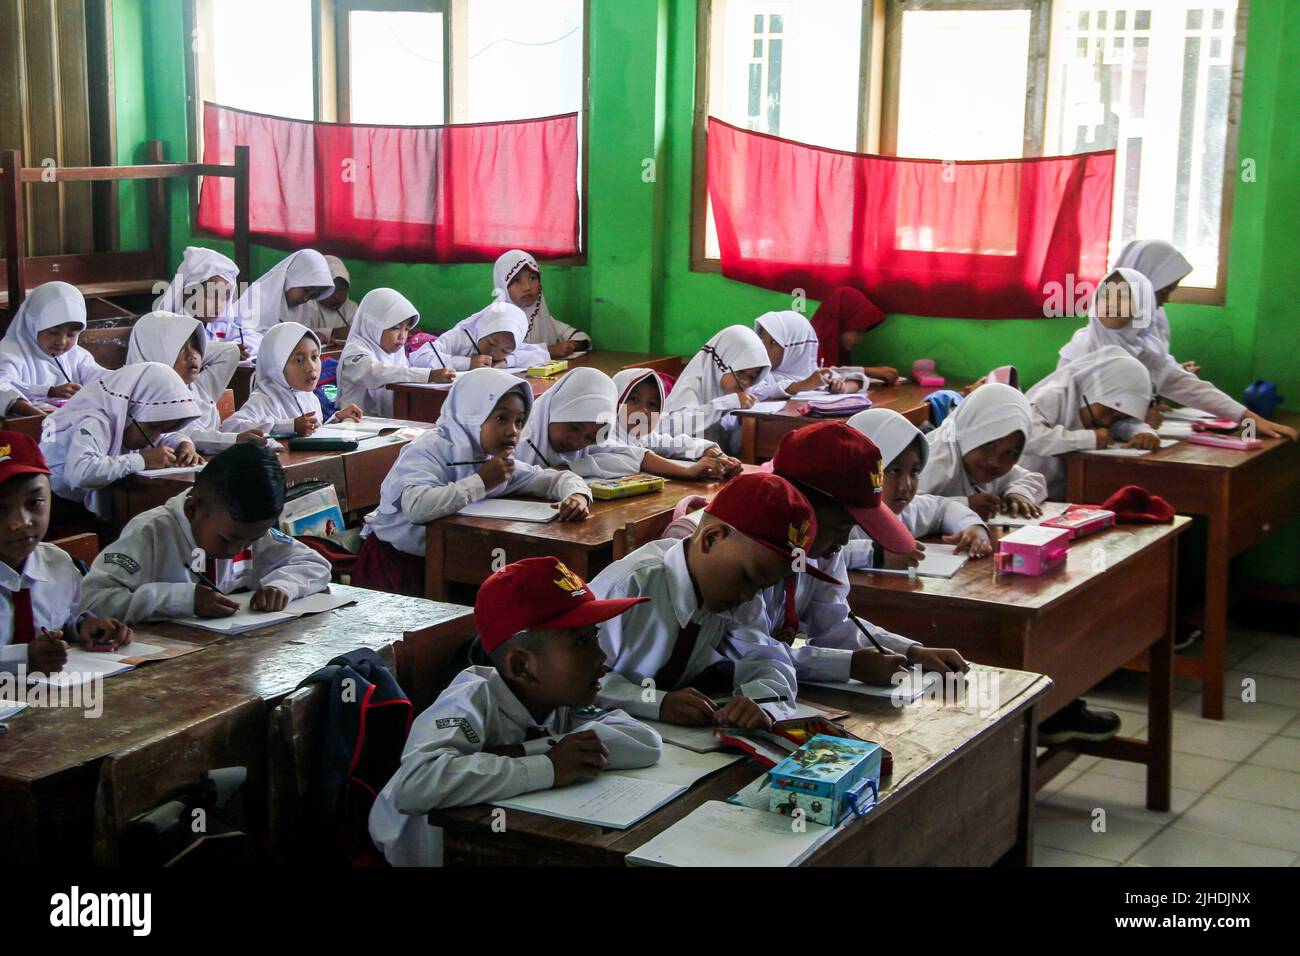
518, 367, 618, 469
665, 326, 770, 411
492, 249, 576, 345
337, 288, 420, 412
847, 408, 929, 469
247, 322, 322, 423
1112, 239, 1193, 349
611, 367, 664, 435
432, 367, 534, 472
231, 249, 333, 334
127, 311, 228, 425
1027, 345, 1152, 429
754, 310, 820, 381
922, 382, 1032, 494
448, 301, 529, 357
1058, 267, 1168, 371
0, 281, 88, 378
153, 246, 239, 317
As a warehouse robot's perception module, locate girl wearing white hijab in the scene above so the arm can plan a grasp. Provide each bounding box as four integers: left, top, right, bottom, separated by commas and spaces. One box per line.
40, 363, 202, 521
919, 382, 1047, 520
222, 322, 362, 437
1059, 269, 1296, 439
127, 311, 251, 453
427, 301, 549, 371
227, 249, 335, 353
610, 368, 741, 472
493, 249, 590, 358
303, 255, 358, 333
154, 246, 240, 332
659, 325, 771, 455
1111, 239, 1193, 356
752, 310, 863, 399
337, 288, 455, 418
355, 368, 591, 594
0, 281, 107, 416
1023, 346, 1159, 499
841, 408, 990, 570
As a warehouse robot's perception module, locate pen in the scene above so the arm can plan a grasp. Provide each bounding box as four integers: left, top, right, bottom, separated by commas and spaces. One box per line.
53, 357, 72, 383
847, 613, 889, 655
129, 415, 157, 449
526, 438, 553, 468
449, 458, 491, 466
713, 694, 789, 706
432, 343, 449, 368
464, 329, 481, 354
188, 565, 221, 593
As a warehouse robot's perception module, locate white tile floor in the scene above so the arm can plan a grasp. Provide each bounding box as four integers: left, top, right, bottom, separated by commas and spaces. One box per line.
1034, 628, 1300, 866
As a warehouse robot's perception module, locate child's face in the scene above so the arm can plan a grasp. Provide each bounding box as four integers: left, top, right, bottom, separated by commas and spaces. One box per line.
191, 276, 232, 320
478, 331, 516, 363
174, 335, 204, 386
321, 278, 349, 309
518, 625, 608, 707
285, 286, 328, 307
961, 431, 1025, 486
479, 393, 527, 456
809, 498, 857, 560
185, 492, 276, 560
1095, 278, 1134, 329
37, 323, 82, 358
0, 474, 51, 569
622, 378, 661, 437
548, 420, 601, 454
1081, 402, 1122, 428
379, 318, 414, 353
122, 418, 183, 451
693, 523, 792, 612
721, 367, 763, 393
507, 267, 541, 309
883, 445, 923, 513
283, 335, 321, 392
757, 327, 785, 370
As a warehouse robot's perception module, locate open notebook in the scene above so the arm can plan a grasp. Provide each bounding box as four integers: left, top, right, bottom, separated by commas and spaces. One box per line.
865, 542, 968, 579
456, 499, 559, 523
626, 799, 836, 867
170, 590, 356, 635
25, 642, 167, 688
1083, 438, 1178, 457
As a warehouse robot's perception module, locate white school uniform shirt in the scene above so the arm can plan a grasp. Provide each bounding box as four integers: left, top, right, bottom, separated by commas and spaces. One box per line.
1057, 267, 1247, 420
301, 256, 357, 333
78, 491, 331, 624
610, 368, 721, 462
40, 363, 202, 520
227, 250, 334, 354
155, 246, 240, 328
362, 368, 591, 556
337, 288, 441, 418
221, 322, 332, 435
588, 537, 798, 721
515, 367, 646, 478
0, 281, 107, 409
430, 301, 549, 371
369, 664, 661, 866
918, 382, 1048, 505
0, 544, 85, 673
660, 326, 771, 456
1023, 345, 1156, 499
493, 249, 590, 349
127, 311, 240, 453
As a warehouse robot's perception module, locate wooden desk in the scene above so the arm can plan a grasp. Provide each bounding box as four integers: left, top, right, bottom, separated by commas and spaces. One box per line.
431, 664, 1051, 866
567, 349, 683, 378
231, 346, 343, 407
0, 585, 471, 864
1066, 416, 1300, 720
848, 519, 1190, 811
1, 413, 43, 441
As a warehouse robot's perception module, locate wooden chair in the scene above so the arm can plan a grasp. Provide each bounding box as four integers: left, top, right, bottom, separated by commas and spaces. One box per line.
92, 696, 266, 865
217, 388, 236, 422
78, 326, 132, 369
394, 613, 479, 715
613, 511, 676, 559
1, 414, 43, 441
50, 532, 99, 566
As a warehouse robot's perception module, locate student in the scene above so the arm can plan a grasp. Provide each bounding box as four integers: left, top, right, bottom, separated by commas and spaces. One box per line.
515, 367, 737, 481
355, 368, 592, 596
841, 408, 991, 569
301, 255, 357, 335
80, 444, 330, 623
492, 249, 590, 358
756, 421, 969, 685
752, 310, 863, 398
1022, 346, 1159, 499
154, 246, 241, 348
918, 382, 1048, 521
659, 325, 771, 456
369, 556, 661, 866
0, 281, 108, 418
589, 471, 824, 729
1059, 268, 1297, 440
337, 288, 456, 419
228, 249, 335, 353
0, 431, 132, 674
127, 311, 259, 453
809, 286, 897, 383
221, 323, 362, 438
40, 363, 202, 521
428, 301, 549, 371
610, 368, 741, 472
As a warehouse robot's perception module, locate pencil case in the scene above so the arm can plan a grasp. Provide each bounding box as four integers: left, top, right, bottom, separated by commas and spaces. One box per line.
796, 394, 872, 417
526, 360, 569, 378
912, 359, 945, 388
994, 525, 1071, 575
1040, 505, 1116, 539
768, 735, 882, 826
286, 437, 359, 451
1184, 432, 1263, 451
1190, 418, 1241, 433
585, 474, 666, 499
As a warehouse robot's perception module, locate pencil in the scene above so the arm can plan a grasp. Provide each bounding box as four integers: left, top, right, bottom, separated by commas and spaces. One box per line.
847, 613, 889, 655
449, 458, 490, 466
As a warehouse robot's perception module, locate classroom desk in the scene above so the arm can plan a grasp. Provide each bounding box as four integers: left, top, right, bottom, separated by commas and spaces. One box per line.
430, 664, 1052, 866
231, 346, 343, 407
734, 380, 967, 464
0, 585, 472, 865
1, 413, 43, 441
848, 518, 1190, 811
566, 349, 684, 378
1065, 414, 1300, 720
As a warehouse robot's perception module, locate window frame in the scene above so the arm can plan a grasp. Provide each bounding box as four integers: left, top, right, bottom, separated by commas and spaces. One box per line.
690, 0, 1246, 305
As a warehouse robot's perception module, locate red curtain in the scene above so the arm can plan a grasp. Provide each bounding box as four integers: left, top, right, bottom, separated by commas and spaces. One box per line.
197, 103, 580, 262
707, 118, 1116, 319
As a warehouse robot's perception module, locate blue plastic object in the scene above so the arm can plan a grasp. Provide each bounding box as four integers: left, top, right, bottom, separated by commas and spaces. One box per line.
1243, 379, 1283, 418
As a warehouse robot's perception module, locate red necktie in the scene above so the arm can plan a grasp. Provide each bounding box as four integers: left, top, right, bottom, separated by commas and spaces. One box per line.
11, 588, 36, 645
205, 556, 219, 589
654, 620, 702, 691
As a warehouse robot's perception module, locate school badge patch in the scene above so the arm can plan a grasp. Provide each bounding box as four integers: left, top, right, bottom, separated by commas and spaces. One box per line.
553, 561, 587, 598
787, 518, 811, 552
269, 529, 292, 544
870, 457, 885, 495
435, 716, 481, 744
573, 705, 607, 720
103, 552, 141, 575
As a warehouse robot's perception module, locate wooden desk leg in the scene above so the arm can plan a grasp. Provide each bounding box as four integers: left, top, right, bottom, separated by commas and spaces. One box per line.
424, 525, 447, 601
1147, 537, 1176, 811
997, 706, 1037, 867
1198, 500, 1229, 720
741, 417, 757, 464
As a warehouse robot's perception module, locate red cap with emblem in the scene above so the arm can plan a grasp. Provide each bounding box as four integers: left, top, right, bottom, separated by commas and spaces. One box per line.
475, 557, 648, 654
0, 430, 51, 486
703, 471, 839, 584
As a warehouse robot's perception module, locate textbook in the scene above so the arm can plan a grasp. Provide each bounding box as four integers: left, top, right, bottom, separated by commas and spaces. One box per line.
492, 773, 685, 829
456, 498, 561, 522
170, 590, 356, 635
626, 800, 836, 867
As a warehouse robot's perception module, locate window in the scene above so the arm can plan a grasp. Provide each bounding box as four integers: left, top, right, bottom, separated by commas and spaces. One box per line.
346, 9, 447, 125
694, 0, 1245, 301
197, 0, 316, 121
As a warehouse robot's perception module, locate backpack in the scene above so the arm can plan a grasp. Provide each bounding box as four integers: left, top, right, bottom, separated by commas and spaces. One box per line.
314, 355, 340, 419
298, 648, 413, 866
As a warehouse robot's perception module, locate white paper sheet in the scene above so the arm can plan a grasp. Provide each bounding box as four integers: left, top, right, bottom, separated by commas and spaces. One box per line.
1082, 438, 1178, 457
610, 744, 741, 788
170, 590, 356, 635
456, 498, 560, 523
493, 773, 685, 829
1162, 406, 1217, 422
0, 699, 29, 720
986, 501, 1072, 528
139, 465, 204, 478
865, 542, 968, 579
641, 720, 727, 753
803, 667, 941, 702
626, 800, 836, 867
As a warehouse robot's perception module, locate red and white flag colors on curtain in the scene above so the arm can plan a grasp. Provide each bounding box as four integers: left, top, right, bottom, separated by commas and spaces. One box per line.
197, 103, 580, 262
707, 118, 1116, 319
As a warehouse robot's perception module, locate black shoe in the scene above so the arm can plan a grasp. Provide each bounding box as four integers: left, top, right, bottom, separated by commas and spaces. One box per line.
1038, 698, 1122, 745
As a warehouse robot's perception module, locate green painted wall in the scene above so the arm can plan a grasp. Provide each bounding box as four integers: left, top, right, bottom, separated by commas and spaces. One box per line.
115, 0, 1298, 583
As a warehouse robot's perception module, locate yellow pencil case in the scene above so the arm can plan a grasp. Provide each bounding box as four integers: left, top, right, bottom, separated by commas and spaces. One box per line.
586, 474, 666, 499
526, 360, 569, 377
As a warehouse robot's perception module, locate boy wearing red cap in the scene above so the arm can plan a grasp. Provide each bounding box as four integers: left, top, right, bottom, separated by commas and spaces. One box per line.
762, 422, 969, 686
369, 557, 662, 866
0, 431, 132, 675
589, 471, 822, 730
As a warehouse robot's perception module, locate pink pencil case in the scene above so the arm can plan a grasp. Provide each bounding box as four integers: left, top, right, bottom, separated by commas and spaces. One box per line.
912, 359, 945, 388
1040, 506, 1115, 540
994, 526, 1071, 576
1185, 432, 1263, 451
